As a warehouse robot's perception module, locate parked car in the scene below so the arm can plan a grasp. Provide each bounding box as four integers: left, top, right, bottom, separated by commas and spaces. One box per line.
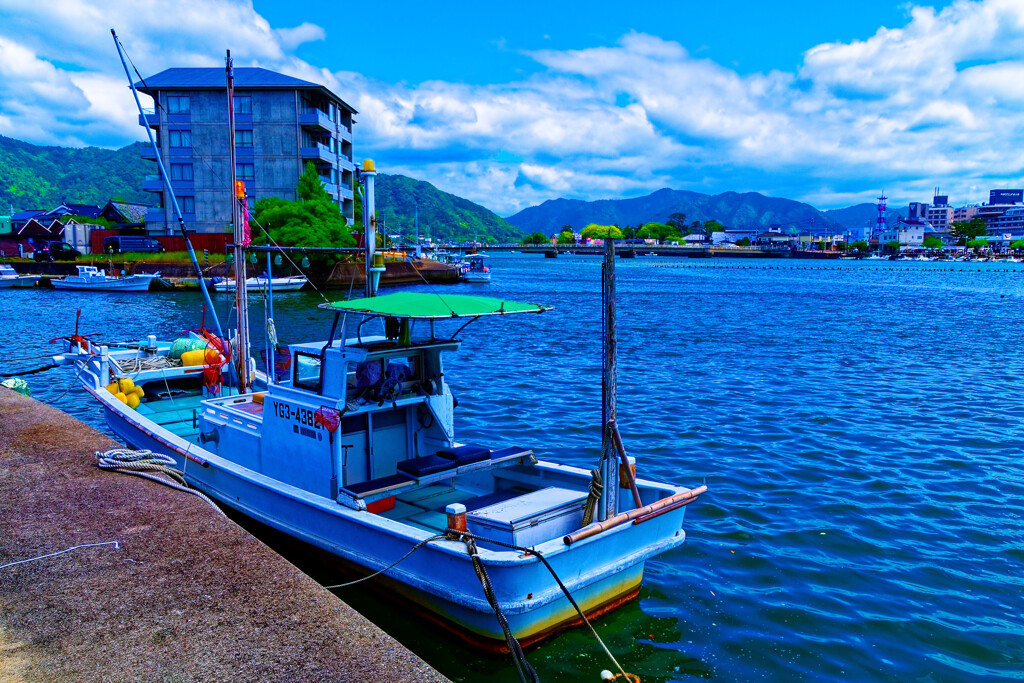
34, 242, 82, 262
103, 235, 165, 254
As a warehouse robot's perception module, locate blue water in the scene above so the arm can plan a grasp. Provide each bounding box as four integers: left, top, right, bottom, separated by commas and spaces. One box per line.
3, 255, 1023, 682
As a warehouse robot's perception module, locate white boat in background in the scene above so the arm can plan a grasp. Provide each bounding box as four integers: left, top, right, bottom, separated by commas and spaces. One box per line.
864, 254, 887, 260
0, 264, 40, 288
52, 265, 158, 292
460, 254, 491, 283
213, 275, 308, 292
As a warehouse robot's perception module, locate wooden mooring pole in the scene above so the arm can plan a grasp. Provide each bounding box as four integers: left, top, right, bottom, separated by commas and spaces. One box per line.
599, 238, 618, 521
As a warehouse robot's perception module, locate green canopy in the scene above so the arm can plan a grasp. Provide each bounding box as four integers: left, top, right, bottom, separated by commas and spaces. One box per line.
322, 292, 551, 319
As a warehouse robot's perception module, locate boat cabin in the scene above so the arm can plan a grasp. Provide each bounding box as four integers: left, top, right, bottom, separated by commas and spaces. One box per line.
196, 293, 564, 532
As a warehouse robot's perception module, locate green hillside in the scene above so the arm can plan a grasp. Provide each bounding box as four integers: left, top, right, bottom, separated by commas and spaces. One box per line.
0, 135, 153, 211
375, 174, 522, 244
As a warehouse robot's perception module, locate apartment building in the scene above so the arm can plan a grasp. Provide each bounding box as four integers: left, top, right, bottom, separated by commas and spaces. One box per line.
136, 67, 356, 233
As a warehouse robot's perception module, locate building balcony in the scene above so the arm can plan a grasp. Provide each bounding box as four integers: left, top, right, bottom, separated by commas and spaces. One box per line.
140, 146, 158, 161
300, 143, 335, 164
339, 186, 354, 201
138, 108, 159, 128
142, 175, 164, 192
145, 207, 167, 224
299, 108, 335, 133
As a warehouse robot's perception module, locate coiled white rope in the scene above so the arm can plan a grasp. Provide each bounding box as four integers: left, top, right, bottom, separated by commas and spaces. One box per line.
95, 448, 225, 517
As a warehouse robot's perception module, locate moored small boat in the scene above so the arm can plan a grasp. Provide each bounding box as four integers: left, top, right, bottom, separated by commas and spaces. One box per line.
52, 265, 158, 292
0, 264, 40, 288
212, 275, 308, 292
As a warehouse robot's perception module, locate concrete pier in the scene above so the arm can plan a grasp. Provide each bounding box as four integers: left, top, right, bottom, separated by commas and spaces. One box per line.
0, 388, 449, 683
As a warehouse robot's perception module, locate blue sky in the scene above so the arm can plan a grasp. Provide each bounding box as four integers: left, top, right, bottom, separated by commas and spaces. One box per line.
2, 0, 1021, 217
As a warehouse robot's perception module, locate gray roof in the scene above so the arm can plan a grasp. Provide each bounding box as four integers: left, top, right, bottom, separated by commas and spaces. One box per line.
136, 67, 355, 112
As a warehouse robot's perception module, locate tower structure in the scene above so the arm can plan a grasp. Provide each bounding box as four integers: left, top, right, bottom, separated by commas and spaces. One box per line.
876, 193, 888, 237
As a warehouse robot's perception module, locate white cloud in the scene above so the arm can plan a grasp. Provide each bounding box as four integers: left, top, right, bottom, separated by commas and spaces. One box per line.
274, 23, 326, 50
3, 0, 1024, 215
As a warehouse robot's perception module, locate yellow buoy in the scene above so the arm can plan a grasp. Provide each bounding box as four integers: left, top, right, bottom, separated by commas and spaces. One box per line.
118, 378, 135, 393
114, 392, 128, 404
106, 383, 119, 395
126, 393, 140, 409
132, 385, 145, 398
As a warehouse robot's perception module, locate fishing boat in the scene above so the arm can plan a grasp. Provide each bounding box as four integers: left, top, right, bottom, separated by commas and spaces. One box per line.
52, 265, 159, 292
212, 274, 308, 292
0, 264, 40, 288
460, 253, 491, 283
63, 38, 705, 656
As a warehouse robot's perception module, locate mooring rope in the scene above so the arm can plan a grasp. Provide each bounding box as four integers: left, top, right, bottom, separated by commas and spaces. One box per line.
0, 363, 58, 378
449, 528, 632, 681
0, 540, 120, 571
95, 448, 225, 517
324, 534, 445, 589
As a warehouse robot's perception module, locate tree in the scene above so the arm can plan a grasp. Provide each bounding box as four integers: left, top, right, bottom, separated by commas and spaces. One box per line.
922, 236, 943, 250
557, 229, 575, 244
667, 212, 688, 233
703, 220, 724, 238
251, 162, 356, 259
620, 225, 636, 239
950, 217, 987, 242
967, 238, 989, 251
851, 240, 869, 253
521, 232, 548, 245
836, 241, 849, 251
637, 222, 679, 243
736, 237, 751, 246
1010, 239, 1024, 250
885, 241, 900, 252
580, 224, 624, 240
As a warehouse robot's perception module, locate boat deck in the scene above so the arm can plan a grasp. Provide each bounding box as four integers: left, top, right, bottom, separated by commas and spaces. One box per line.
383, 484, 525, 534
136, 393, 204, 439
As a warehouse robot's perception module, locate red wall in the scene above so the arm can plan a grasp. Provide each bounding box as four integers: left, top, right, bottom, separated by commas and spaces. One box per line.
90, 230, 232, 255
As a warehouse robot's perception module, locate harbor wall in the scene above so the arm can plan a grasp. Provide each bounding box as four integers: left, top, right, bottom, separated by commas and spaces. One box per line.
0, 387, 449, 683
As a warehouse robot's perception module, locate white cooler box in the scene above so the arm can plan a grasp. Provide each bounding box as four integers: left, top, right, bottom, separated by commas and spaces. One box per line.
466, 487, 588, 550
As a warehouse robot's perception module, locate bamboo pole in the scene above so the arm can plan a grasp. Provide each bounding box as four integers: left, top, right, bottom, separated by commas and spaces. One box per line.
609, 418, 643, 509
563, 485, 707, 546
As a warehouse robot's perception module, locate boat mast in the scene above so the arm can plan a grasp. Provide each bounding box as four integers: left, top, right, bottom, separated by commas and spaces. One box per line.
227, 50, 251, 392
599, 236, 618, 521
110, 29, 227, 346
361, 160, 383, 297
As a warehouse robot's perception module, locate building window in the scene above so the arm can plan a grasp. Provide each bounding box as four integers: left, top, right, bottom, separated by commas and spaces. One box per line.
236, 130, 253, 147
170, 163, 193, 181
236, 163, 254, 180
169, 130, 192, 148
233, 95, 252, 114
167, 96, 190, 114
181, 196, 195, 214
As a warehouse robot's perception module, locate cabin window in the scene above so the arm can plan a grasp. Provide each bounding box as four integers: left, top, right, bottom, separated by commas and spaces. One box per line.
347, 355, 420, 402
293, 352, 323, 392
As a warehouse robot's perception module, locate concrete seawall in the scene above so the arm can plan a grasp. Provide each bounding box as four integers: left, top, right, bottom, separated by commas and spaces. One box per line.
0, 388, 449, 683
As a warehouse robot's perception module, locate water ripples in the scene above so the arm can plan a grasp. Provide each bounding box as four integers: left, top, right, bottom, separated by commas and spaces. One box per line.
3, 257, 1023, 681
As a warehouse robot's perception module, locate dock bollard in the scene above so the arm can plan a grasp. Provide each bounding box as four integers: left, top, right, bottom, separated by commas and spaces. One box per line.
446, 503, 467, 539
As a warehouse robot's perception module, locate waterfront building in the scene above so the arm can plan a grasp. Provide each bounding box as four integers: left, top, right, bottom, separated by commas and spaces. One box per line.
135, 67, 357, 234
878, 218, 926, 247
953, 205, 979, 223
975, 189, 1023, 235
925, 194, 953, 231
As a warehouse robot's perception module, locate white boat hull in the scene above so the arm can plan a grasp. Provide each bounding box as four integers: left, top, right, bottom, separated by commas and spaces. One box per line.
83, 375, 689, 647
214, 276, 307, 292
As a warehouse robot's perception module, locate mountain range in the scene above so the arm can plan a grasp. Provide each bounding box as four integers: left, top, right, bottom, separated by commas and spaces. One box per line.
2, 134, 907, 239
506, 188, 850, 235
